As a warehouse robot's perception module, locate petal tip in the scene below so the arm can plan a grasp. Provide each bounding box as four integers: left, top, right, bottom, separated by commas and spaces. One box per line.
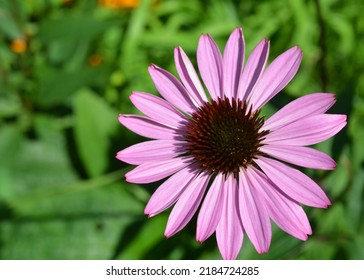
115, 151, 123, 161
118, 114, 125, 124
148, 64, 158, 72
144, 209, 155, 218
164, 231, 171, 239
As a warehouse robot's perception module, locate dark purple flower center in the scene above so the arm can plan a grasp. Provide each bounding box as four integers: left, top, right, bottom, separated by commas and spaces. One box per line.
184, 97, 268, 176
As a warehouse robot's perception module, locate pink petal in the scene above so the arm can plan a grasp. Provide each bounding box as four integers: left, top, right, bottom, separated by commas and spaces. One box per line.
144, 167, 197, 217
263, 93, 336, 131
196, 173, 225, 242
174, 47, 208, 106
119, 114, 180, 140
125, 156, 192, 184
216, 174, 244, 260
116, 140, 186, 165
197, 34, 223, 100
237, 38, 270, 102
239, 169, 271, 253
256, 157, 331, 208
249, 46, 302, 111
260, 145, 336, 170
148, 64, 196, 114
130, 91, 187, 128
164, 171, 210, 237
263, 114, 347, 146
247, 167, 312, 240
223, 27, 245, 100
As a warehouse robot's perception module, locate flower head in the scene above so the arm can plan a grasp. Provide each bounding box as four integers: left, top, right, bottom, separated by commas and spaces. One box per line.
117, 28, 347, 259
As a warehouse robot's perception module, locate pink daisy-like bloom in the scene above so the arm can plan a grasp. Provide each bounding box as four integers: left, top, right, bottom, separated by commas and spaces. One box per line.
117, 28, 347, 260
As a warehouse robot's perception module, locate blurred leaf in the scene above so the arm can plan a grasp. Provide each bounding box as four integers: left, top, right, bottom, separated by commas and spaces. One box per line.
0, 168, 15, 200
322, 155, 350, 199
8, 136, 78, 198
299, 238, 336, 259
38, 66, 107, 106
116, 214, 166, 259
74, 88, 117, 177
38, 15, 116, 42
0, 6, 23, 39
1, 183, 143, 259
346, 169, 364, 231
0, 125, 23, 167
0, 125, 23, 201
316, 203, 349, 236
348, 236, 364, 259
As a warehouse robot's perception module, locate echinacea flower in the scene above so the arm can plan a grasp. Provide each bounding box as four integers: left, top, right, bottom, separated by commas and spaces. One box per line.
117, 27, 347, 260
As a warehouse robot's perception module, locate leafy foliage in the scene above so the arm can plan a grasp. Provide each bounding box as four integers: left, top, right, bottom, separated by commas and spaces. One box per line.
0, 0, 363, 259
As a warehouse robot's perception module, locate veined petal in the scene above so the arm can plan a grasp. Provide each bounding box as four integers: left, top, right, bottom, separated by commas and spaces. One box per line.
119, 114, 180, 140
196, 173, 225, 242
174, 46, 208, 106
116, 140, 186, 165
239, 169, 271, 253
223, 27, 245, 100
250, 46, 302, 111
148, 64, 196, 114
237, 38, 270, 101
247, 167, 312, 240
263, 114, 347, 146
216, 174, 244, 260
144, 167, 197, 217
165, 171, 210, 237
256, 157, 331, 208
197, 34, 223, 100
130, 91, 187, 128
125, 156, 192, 184
263, 93, 336, 131
261, 145, 336, 170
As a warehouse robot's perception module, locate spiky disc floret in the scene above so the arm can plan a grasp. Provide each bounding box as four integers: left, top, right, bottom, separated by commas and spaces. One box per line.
185, 97, 269, 176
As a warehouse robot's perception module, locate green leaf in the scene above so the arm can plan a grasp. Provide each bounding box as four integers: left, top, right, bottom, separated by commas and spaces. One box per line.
117, 214, 167, 259
299, 238, 336, 260
1, 182, 143, 259
8, 136, 78, 198
0, 6, 23, 39
38, 15, 116, 43
346, 169, 364, 231
316, 203, 349, 236
74, 88, 117, 177
0, 125, 23, 168
37, 66, 107, 106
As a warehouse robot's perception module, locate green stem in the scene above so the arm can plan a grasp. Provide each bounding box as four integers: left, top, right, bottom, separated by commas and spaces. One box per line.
7, 168, 129, 207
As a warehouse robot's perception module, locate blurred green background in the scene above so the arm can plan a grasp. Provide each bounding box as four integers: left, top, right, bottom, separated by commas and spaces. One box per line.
0, 0, 363, 260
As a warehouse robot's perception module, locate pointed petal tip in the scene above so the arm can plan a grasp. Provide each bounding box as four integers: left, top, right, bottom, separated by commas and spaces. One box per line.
144, 211, 155, 219
118, 114, 126, 124
148, 64, 158, 72
144, 205, 159, 218
129, 90, 139, 98
174, 46, 182, 52
329, 160, 337, 170
220, 252, 238, 260
196, 234, 208, 243
115, 151, 123, 161
232, 26, 243, 34
195, 238, 204, 244
261, 38, 270, 45
124, 173, 131, 183
164, 231, 172, 239
257, 249, 269, 254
